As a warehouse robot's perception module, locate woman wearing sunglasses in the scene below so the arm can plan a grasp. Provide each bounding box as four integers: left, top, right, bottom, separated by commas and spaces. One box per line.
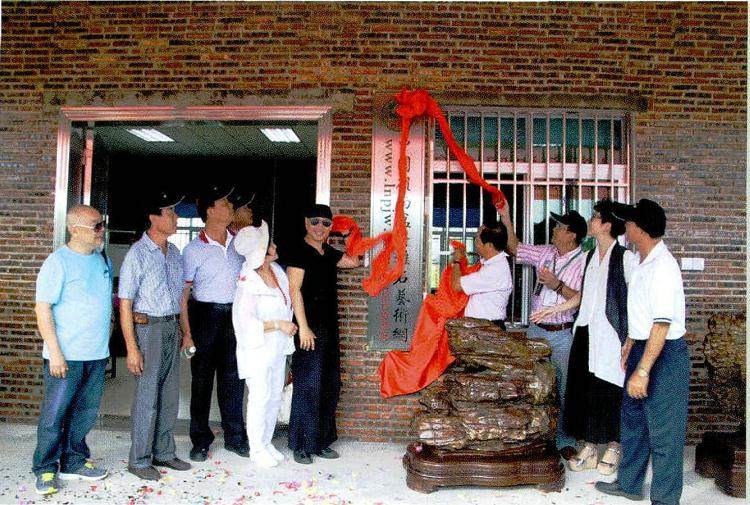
284, 204, 360, 465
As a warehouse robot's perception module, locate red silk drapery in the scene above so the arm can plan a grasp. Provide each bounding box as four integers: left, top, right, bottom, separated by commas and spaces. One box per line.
330, 89, 508, 397
331, 88, 506, 297
377, 241, 479, 398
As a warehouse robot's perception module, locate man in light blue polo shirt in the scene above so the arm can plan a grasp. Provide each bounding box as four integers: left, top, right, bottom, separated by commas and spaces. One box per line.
181, 183, 249, 461
119, 189, 192, 481
32, 205, 112, 495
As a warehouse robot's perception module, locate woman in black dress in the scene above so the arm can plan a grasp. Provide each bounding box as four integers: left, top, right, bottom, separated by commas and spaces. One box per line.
285, 204, 360, 464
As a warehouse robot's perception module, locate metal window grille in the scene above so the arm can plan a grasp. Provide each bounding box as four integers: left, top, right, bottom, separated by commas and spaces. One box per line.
168, 217, 205, 252
428, 107, 631, 324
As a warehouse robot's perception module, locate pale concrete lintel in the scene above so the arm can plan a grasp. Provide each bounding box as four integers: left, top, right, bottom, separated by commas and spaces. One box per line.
42, 88, 356, 114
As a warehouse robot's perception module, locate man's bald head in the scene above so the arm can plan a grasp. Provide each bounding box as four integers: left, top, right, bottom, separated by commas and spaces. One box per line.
66, 205, 104, 252
67, 205, 101, 227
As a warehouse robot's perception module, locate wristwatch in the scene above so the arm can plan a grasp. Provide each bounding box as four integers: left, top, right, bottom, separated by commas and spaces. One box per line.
637, 367, 649, 378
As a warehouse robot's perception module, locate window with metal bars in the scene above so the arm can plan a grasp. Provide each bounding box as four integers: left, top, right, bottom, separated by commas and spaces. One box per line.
428, 108, 631, 325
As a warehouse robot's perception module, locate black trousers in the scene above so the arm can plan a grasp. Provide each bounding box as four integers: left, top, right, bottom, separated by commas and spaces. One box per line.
189, 301, 248, 450
564, 326, 622, 444
287, 324, 341, 454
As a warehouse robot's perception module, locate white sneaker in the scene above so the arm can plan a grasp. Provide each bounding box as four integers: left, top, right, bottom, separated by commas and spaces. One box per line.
265, 444, 284, 461
251, 449, 278, 468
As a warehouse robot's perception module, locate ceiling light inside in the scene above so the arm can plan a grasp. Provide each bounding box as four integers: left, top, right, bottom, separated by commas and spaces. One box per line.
127, 128, 174, 142
261, 128, 300, 143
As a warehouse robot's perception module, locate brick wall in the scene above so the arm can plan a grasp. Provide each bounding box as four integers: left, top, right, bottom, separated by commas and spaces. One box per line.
1, 2, 745, 443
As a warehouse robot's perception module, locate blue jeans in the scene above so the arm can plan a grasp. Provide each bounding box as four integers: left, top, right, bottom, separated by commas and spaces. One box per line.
527, 324, 577, 450
32, 358, 107, 476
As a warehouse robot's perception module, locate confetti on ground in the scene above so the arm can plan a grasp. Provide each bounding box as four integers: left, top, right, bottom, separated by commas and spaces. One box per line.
0, 423, 733, 505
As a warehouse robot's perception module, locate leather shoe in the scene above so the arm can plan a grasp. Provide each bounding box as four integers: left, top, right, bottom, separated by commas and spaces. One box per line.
315, 447, 339, 459
225, 445, 250, 458
558, 446, 577, 461
153, 458, 192, 471
293, 450, 313, 464
127, 465, 161, 481
595, 480, 644, 501
189, 447, 208, 462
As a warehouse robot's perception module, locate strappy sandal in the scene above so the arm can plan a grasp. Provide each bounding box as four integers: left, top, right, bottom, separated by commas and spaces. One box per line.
597, 445, 621, 475
568, 444, 597, 472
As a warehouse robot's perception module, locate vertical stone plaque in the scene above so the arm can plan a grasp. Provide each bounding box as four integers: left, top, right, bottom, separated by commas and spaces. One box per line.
367, 102, 425, 350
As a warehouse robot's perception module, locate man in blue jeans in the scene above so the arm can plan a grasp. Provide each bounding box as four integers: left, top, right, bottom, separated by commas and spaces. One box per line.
32, 205, 112, 495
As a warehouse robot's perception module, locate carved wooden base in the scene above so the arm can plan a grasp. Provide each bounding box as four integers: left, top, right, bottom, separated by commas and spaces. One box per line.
695, 430, 745, 498
403, 442, 565, 494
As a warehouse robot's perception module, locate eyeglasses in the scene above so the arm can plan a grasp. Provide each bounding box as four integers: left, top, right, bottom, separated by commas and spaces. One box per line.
308, 218, 332, 227
73, 220, 106, 232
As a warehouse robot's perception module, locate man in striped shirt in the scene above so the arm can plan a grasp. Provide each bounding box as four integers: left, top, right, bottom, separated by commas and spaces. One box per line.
499, 204, 587, 460
119, 189, 192, 480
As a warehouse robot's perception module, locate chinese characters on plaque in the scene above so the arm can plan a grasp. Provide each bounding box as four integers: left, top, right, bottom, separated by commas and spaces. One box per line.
367, 102, 425, 350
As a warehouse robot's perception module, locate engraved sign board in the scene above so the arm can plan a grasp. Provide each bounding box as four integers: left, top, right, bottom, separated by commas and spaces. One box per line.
367, 101, 425, 350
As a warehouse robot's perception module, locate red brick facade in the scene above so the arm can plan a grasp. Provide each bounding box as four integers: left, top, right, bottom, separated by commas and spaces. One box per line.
1, 2, 746, 443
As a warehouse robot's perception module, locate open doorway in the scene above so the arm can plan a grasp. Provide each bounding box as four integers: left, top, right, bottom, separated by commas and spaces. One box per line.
56, 108, 332, 423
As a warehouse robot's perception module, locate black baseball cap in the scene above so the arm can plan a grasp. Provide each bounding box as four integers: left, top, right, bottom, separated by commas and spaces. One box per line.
304, 203, 333, 220
144, 189, 184, 217
229, 189, 256, 210
550, 210, 587, 244
197, 182, 234, 207
611, 199, 666, 238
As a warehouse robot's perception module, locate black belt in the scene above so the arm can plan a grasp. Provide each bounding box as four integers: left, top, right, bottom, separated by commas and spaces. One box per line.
194, 301, 233, 310
536, 322, 574, 332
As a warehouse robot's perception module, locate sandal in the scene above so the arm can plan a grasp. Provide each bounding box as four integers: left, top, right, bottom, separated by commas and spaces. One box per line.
597, 445, 621, 475
568, 444, 597, 472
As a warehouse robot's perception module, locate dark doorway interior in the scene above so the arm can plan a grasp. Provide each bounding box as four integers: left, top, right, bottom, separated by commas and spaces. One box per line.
105, 154, 317, 255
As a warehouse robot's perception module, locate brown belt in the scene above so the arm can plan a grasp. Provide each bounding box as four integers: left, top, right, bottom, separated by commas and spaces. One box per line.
133, 312, 178, 325
536, 322, 574, 332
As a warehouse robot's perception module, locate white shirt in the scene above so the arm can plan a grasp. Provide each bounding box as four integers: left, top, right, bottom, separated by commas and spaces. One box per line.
574, 241, 635, 386
627, 240, 686, 341
232, 261, 295, 380
459, 252, 513, 321
183, 230, 243, 303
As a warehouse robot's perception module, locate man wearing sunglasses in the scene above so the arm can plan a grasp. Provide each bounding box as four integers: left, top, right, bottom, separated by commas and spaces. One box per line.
32, 205, 112, 495
285, 204, 361, 465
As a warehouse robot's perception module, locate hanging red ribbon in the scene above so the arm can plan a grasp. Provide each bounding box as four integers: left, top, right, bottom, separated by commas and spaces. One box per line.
332, 88, 507, 297
378, 241, 479, 398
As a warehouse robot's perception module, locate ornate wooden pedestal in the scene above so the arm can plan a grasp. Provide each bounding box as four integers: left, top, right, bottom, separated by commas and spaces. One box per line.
695, 431, 745, 498
403, 442, 565, 494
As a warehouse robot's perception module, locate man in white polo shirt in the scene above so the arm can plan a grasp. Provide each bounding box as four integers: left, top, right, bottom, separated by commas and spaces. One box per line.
450, 224, 513, 328
181, 183, 249, 462
596, 199, 689, 505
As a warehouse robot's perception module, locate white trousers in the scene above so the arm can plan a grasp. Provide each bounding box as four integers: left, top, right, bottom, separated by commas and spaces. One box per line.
245, 347, 287, 456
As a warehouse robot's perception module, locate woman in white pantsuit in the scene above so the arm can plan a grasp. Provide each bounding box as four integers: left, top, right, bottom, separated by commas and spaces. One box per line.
232, 221, 297, 468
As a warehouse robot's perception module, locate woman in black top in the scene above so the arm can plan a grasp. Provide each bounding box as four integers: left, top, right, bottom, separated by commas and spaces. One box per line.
285, 204, 360, 464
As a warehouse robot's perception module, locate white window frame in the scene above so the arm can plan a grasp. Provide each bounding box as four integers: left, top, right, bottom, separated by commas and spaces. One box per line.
428, 107, 633, 325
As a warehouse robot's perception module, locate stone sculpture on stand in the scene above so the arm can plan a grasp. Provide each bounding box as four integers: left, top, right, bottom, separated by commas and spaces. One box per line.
403, 317, 565, 493
694, 312, 746, 498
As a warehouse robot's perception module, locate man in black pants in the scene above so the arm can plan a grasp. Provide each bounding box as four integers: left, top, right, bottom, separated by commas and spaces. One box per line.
181, 183, 249, 461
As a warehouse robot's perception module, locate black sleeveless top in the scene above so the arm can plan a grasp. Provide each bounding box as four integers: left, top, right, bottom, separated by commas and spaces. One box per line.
581, 243, 628, 345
